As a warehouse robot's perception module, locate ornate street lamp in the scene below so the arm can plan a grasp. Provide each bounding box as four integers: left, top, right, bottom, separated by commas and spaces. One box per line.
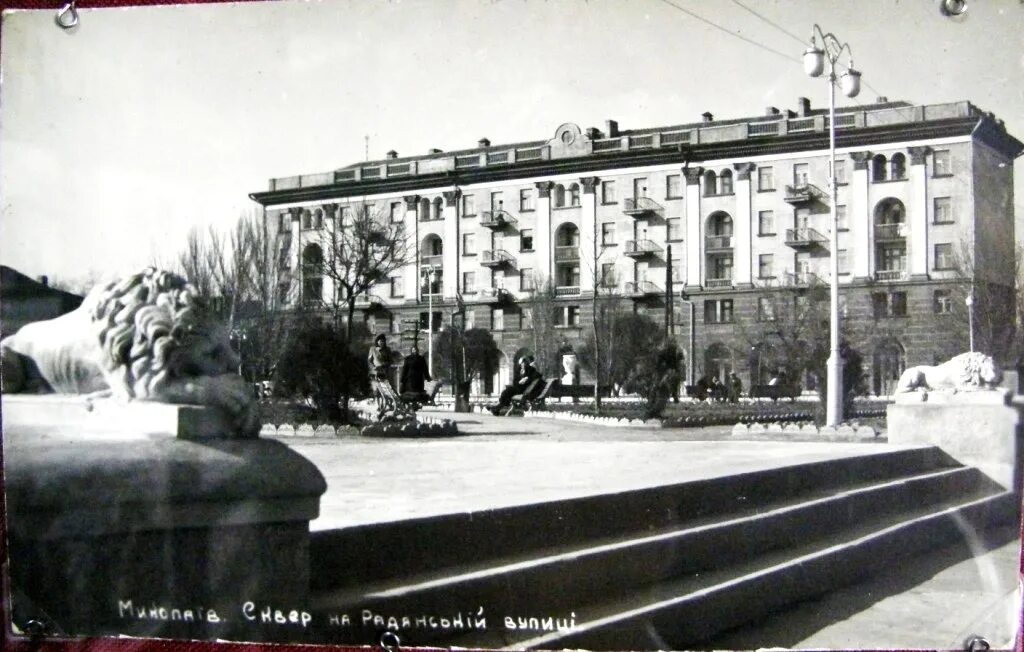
804, 24, 861, 427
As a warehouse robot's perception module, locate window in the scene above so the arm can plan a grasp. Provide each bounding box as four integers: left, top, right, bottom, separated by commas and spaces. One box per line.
302, 277, 322, 307
667, 217, 683, 241
432, 197, 444, 220
666, 174, 682, 198
892, 292, 907, 316
671, 253, 683, 281
757, 297, 776, 321
520, 228, 534, 251
462, 232, 476, 255
837, 249, 850, 275
795, 207, 810, 230
301, 211, 312, 230
719, 169, 733, 195
462, 194, 476, 216
879, 245, 906, 272
934, 243, 955, 270
390, 275, 404, 298
490, 191, 504, 212
520, 268, 533, 291
601, 222, 616, 246
278, 213, 290, 232
890, 153, 907, 180
465, 309, 475, 330
553, 184, 566, 208
633, 178, 648, 199
793, 163, 809, 186
463, 271, 477, 293
933, 150, 951, 176
934, 289, 953, 314
873, 292, 907, 318
522, 308, 533, 329
601, 180, 617, 203
492, 269, 505, 289
934, 197, 953, 224
340, 206, 353, 225
871, 154, 888, 182
390, 201, 403, 223
758, 210, 775, 235
419, 311, 442, 332
704, 299, 734, 324
836, 205, 848, 231
492, 308, 504, 331
556, 305, 580, 327
758, 166, 774, 191
833, 160, 847, 184
758, 254, 774, 279
703, 170, 717, 197
519, 188, 534, 212
569, 183, 581, 207
601, 263, 617, 288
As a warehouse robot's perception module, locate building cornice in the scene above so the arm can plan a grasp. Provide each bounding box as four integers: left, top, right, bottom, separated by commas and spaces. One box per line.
250, 118, 982, 207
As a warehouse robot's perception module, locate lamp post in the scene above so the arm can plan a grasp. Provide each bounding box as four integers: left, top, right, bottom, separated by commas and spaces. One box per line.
966, 291, 975, 352
804, 24, 862, 427
679, 291, 696, 386
422, 265, 440, 376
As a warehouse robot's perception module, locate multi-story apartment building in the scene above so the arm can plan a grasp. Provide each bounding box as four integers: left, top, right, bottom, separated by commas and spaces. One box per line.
250, 98, 1021, 396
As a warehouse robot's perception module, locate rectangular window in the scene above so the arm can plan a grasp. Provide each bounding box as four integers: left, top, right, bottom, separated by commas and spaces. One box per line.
520, 228, 534, 251
934, 243, 955, 270
933, 149, 952, 176
836, 205, 848, 230
462, 232, 475, 255
520, 268, 533, 291
601, 222, 616, 246
795, 207, 811, 229
633, 178, 648, 199
492, 308, 504, 331
793, 163, 809, 186
601, 263, 617, 288
419, 311, 443, 332
873, 292, 907, 318
390, 275, 404, 298
704, 299, 734, 324
837, 249, 850, 275
602, 180, 617, 203
462, 271, 476, 293
934, 289, 953, 314
891, 291, 907, 317
666, 174, 682, 198
667, 217, 683, 241
879, 245, 907, 272
492, 269, 505, 290
934, 197, 953, 224
832, 160, 848, 184
462, 194, 476, 216
758, 166, 775, 191
757, 297, 776, 321
567, 305, 580, 326
519, 188, 534, 212
490, 191, 504, 212
757, 254, 774, 279
522, 308, 533, 330
340, 206, 353, 226
872, 292, 887, 319
390, 201, 403, 223
758, 210, 775, 235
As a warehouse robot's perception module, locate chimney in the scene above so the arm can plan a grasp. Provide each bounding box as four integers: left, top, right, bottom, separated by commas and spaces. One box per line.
606, 119, 619, 137
386, 150, 398, 160
427, 148, 443, 155
478, 137, 491, 148
38, 275, 48, 287
797, 97, 811, 116
702, 112, 714, 123
765, 106, 780, 117
876, 96, 889, 104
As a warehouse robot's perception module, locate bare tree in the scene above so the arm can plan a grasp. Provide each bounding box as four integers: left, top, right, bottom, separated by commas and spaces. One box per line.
949, 242, 1021, 362
523, 274, 562, 379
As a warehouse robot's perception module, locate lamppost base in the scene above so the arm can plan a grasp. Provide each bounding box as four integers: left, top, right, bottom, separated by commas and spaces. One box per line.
826, 354, 845, 426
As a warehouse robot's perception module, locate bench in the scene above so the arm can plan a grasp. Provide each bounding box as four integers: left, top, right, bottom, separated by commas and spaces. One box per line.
750, 384, 801, 402
505, 378, 558, 415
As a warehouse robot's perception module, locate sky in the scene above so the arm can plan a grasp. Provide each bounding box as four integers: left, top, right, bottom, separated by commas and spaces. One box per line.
1, 0, 1023, 288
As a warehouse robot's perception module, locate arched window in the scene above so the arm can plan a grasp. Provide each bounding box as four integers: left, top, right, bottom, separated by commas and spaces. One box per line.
312, 208, 323, 229
418, 197, 430, 220
703, 170, 718, 197
555, 222, 580, 247
707, 212, 734, 236
568, 183, 581, 207
421, 234, 443, 257
872, 339, 905, 396
432, 197, 444, 220
719, 169, 734, 195
302, 243, 323, 273
890, 153, 906, 180
553, 184, 566, 208
874, 198, 906, 225
871, 154, 888, 182
301, 210, 312, 230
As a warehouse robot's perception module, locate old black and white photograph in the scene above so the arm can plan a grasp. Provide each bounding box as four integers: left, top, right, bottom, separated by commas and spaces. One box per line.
1, 0, 1022, 649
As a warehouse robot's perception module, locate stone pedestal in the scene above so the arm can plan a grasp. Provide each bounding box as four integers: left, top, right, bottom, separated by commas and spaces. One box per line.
3, 396, 327, 640
888, 390, 1023, 494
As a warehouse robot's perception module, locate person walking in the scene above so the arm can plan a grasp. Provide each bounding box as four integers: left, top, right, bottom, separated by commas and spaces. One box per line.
400, 342, 431, 401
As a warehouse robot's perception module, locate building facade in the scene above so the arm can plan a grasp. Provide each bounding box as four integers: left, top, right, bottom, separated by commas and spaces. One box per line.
250, 98, 1022, 396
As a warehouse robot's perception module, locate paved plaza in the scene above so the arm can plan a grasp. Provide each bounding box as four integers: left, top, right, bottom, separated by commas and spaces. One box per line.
280, 410, 1022, 649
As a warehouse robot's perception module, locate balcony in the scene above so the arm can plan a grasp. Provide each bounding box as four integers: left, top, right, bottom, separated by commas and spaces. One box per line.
785, 227, 828, 250
705, 277, 733, 289
420, 255, 443, 268
554, 246, 580, 263
783, 183, 827, 205
875, 269, 906, 282
480, 249, 515, 268
705, 235, 733, 252
875, 223, 907, 241
625, 280, 662, 298
623, 197, 663, 217
782, 271, 822, 287
554, 286, 581, 297
480, 287, 515, 305
623, 239, 663, 258
480, 210, 518, 229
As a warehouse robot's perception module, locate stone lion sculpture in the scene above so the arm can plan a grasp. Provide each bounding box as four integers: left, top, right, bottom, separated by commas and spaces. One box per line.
895, 351, 1003, 394
1, 267, 259, 437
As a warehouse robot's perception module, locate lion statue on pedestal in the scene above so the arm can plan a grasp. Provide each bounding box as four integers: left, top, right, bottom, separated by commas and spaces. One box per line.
1, 267, 258, 437
895, 351, 1003, 394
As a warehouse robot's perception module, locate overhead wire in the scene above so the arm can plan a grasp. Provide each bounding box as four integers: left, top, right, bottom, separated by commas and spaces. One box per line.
655, 0, 801, 66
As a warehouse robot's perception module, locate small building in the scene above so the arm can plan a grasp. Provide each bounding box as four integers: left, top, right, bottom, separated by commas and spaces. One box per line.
1, 266, 84, 338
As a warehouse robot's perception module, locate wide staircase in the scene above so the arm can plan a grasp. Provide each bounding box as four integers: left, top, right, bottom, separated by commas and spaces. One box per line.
307, 446, 1018, 650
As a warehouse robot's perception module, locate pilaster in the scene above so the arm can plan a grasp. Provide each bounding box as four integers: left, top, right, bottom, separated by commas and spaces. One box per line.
442, 189, 461, 298
908, 147, 931, 279
733, 163, 755, 287
535, 181, 554, 284
580, 177, 600, 290
289, 208, 302, 308
320, 204, 337, 303
683, 168, 704, 289
850, 152, 872, 281
403, 195, 419, 303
